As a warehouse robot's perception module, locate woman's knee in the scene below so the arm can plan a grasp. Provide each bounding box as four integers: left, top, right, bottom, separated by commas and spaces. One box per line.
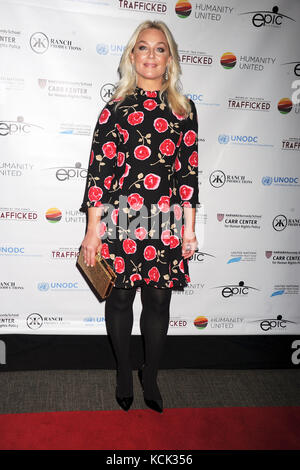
105, 286, 137, 312
141, 285, 172, 313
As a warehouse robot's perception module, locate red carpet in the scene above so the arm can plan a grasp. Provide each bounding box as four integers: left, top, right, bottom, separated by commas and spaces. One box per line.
0, 406, 299, 450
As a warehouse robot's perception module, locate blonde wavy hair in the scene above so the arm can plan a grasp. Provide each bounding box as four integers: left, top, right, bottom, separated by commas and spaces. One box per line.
111, 21, 191, 117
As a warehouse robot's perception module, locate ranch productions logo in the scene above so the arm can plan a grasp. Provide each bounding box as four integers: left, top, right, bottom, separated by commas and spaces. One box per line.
212, 280, 260, 298
239, 5, 296, 28
228, 96, 271, 111
210, 170, 252, 187
217, 213, 262, 230
282, 138, 300, 151
38, 78, 92, 100
0, 281, 24, 290
0, 161, 34, 177
26, 313, 66, 330
118, 1, 167, 14
30, 32, 82, 54
272, 214, 300, 231
176, 1, 234, 21
0, 117, 43, 136
100, 83, 116, 103
220, 51, 276, 72
265, 250, 300, 265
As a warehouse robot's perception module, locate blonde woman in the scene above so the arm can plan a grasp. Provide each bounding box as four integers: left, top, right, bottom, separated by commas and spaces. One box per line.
80, 21, 199, 413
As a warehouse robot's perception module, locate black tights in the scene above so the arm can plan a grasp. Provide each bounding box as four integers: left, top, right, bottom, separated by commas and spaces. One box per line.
105, 284, 172, 399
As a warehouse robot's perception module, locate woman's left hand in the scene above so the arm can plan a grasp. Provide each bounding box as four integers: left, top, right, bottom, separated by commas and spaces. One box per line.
182, 231, 198, 259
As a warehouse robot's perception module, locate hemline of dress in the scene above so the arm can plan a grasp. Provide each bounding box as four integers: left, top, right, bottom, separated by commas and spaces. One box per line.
112, 278, 188, 290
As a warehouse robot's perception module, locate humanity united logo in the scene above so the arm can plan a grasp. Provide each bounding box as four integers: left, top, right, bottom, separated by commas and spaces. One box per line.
277, 98, 293, 114
220, 52, 237, 69
175, 0, 192, 18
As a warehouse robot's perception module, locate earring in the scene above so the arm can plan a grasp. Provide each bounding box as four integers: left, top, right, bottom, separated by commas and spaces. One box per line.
164, 67, 169, 81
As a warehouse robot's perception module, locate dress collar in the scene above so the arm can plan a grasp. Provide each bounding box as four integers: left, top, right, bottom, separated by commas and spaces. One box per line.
134, 86, 164, 99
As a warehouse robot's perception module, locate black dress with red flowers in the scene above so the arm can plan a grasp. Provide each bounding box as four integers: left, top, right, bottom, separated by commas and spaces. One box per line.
79, 86, 199, 289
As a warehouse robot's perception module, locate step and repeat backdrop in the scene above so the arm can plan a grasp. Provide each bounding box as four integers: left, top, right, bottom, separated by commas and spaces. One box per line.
1, 0, 300, 336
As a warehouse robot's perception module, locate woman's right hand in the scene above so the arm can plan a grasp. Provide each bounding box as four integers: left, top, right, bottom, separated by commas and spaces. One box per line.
81, 230, 102, 267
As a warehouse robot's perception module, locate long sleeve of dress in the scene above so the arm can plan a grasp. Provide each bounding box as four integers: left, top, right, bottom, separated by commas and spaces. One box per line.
79, 102, 119, 213
175, 99, 199, 209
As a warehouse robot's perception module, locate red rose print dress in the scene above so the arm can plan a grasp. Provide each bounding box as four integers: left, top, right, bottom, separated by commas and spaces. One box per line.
79, 86, 199, 289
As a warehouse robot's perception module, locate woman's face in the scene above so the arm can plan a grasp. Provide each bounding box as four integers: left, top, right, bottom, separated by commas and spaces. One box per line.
130, 28, 172, 89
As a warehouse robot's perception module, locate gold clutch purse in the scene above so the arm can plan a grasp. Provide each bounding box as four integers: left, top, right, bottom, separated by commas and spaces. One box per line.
77, 247, 117, 299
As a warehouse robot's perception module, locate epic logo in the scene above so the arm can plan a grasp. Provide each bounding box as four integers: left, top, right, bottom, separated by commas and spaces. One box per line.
241, 6, 295, 28
214, 280, 259, 298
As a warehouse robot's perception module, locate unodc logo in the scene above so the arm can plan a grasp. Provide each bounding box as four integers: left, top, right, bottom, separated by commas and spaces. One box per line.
96, 44, 109, 55
262, 176, 272, 185
38, 282, 50, 291
218, 134, 230, 144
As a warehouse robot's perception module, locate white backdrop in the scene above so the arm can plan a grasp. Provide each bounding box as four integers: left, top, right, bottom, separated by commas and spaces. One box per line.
0, 0, 300, 335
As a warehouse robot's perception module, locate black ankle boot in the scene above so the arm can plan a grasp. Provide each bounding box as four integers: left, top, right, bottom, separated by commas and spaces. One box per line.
115, 369, 133, 411
115, 392, 133, 411
138, 366, 163, 413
